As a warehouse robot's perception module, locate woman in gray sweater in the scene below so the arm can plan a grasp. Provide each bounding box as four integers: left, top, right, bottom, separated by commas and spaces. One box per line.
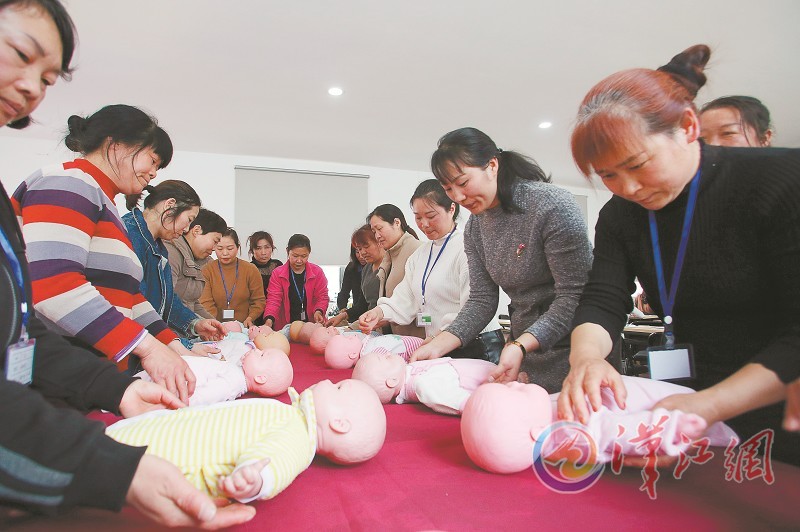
411, 127, 592, 393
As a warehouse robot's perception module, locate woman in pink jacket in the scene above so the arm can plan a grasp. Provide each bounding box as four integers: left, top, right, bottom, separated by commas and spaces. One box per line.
262, 234, 330, 330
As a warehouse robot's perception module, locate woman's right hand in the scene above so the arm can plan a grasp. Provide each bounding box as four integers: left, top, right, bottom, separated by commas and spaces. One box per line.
134, 335, 197, 404
357, 308, 384, 333
557, 357, 627, 424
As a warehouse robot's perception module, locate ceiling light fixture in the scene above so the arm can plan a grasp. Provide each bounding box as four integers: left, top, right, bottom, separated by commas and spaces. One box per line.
328, 87, 344, 96
538, 121, 552, 129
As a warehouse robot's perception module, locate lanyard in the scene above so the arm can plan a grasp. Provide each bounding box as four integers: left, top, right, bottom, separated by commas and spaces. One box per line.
648, 167, 701, 347
218, 259, 239, 307
290, 269, 306, 312
421, 226, 456, 306
0, 224, 29, 334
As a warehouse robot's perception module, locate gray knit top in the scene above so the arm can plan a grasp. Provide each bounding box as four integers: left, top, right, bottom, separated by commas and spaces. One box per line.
447, 180, 593, 358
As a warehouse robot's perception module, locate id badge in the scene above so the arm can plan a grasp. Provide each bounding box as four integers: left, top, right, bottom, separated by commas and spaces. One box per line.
646, 344, 694, 381
300, 311, 307, 321
222, 309, 235, 320
6, 338, 35, 385
416, 313, 432, 327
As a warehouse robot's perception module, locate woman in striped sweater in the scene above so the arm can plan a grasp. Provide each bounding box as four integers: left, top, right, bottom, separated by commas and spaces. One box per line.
12, 104, 197, 403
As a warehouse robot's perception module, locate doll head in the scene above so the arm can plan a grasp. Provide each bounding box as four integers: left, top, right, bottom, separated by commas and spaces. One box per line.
310, 326, 340, 355
241, 348, 293, 397
324, 335, 363, 369
222, 321, 244, 334
289, 320, 305, 342
352, 352, 407, 404
252, 331, 291, 356
298, 322, 323, 344
248, 325, 273, 341
461, 382, 552, 474
310, 379, 387, 464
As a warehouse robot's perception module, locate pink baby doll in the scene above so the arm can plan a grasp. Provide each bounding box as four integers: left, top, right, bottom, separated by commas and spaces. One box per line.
324, 332, 423, 369
107, 379, 386, 503
461, 377, 739, 474
352, 352, 496, 415
309, 326, 340, 355
298, 322, 323, 344
251, 326, 291, 355
137, 347, 293, 406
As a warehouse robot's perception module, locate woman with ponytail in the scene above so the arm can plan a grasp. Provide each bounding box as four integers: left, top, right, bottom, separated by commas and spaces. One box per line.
11, 104, 199, 403
122, 180, 226, 348
412, 128, 593, 393
559, 45, 800, 465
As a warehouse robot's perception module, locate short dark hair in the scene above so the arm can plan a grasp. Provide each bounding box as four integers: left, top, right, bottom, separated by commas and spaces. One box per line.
190, 208, 227, 235
287, 233, 311, 252
700, 95, 772, 145
248, 231, 276, 258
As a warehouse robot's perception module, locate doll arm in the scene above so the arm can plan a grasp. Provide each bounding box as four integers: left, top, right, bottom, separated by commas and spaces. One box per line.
217, 458, 271, 502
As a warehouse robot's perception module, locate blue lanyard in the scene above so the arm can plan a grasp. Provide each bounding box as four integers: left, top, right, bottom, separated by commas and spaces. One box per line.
421, 226, 456, 306
648, 167, 701, 347
290, 269, 306, 312
218, 259, 239, 307
0, 224, 29, 331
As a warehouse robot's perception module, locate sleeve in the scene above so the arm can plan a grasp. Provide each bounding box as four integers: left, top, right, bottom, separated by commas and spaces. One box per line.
444, 220, 499, 345
377, 248, 422, 327
522, 191, 593, 351
262, 269, 283, 322
199, 263, 219, 319
0, 378, 145, 514
337, 263, 356, 309
167, 294, 199, 337
248, 266, 267, 322
440, 246, 471, 332
16, 174, 153, 361
413, 365, 470, 415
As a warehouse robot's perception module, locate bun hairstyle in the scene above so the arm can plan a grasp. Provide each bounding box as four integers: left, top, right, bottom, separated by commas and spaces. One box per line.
571, 44, 711, 178
124, 180, 201, 230
63, 104, 174, 169
5, 0, 77, 130
431, 127, 550, 214
368, 204, 419, 239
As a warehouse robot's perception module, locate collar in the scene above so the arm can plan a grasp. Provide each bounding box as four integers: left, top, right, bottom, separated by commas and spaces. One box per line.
289, 387, 318, 460
64, 158, 120, 204
131, 207, 164, 256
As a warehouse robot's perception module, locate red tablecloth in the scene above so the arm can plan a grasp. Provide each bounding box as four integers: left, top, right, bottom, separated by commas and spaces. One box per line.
7, 344, 800, 531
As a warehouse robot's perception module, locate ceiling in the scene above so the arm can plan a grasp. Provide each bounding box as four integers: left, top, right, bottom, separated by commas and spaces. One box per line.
3, 0, 798, 187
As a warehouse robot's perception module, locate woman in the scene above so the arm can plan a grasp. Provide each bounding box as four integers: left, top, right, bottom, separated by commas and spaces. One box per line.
359, 179, 503, 361
412, 128, 593, 393
326, 225, 385, 327
248, 230, 283, 323
165, 207, 227, 318
12, 104, 198, 399
200, 228, 265, 327
263, 233, 329, 330
369, 204, 424, 337
123, 180, 226, 346
700, 95, 773, 147
336, 243, 366, 313
559, 45, 800, 465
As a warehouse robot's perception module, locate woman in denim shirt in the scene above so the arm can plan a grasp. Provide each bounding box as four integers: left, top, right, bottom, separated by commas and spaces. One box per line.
123, 180, 226, 352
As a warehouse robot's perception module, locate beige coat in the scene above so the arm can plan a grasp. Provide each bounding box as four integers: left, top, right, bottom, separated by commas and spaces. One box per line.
379, 231, 425, 338
165, 236, 214, 319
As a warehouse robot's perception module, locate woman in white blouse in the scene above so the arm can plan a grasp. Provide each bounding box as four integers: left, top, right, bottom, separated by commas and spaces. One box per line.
359, 180, 502, 361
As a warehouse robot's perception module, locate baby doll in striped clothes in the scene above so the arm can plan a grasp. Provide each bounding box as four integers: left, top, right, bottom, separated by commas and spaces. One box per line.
324, 331, 422, 369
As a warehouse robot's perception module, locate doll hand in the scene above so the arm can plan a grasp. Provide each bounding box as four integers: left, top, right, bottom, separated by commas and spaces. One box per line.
242, 317, 255, 329
119, 379, 186, 417
357, 308, 384, 333
557, 357, 626, 425
784, 377, 800, 432
487, 344, 524, 384
218, 458, 271, 501
325, 312, 348, 327
196, 319, 227, 341
191, 343, 221, 356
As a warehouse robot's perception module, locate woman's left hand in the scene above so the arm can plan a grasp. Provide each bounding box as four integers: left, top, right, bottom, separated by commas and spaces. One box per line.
119, 379, 186, 417
195, 319, 227, 341
313, 310, 325, 324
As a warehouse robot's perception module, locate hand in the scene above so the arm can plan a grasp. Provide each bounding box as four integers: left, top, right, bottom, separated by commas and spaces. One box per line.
357, 308, 384, 334
325, 312, 348, 327
119, 379, 186, 418
242, 317, 254, 329
487, 344, 525, 384
218, 458, 271, 501
191, 343, 221, 356
195, 319, 227, 341
126, 455, 256, 528
557, 357, 627, 424
784, 377, 800, 432
313, 310, 325, 324
409, 342, 444, 362
135, 337, 196, 404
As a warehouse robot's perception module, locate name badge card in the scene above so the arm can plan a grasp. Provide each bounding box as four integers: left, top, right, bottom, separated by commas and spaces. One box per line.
416, 313, 432, 327
6, 338, 35, 385
646, 344, 695, 381
222, 309, 235, 320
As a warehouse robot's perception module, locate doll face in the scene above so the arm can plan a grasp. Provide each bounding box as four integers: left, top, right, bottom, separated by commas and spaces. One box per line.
351, 352, 406, 404
252, 238, 274, 263
215, 235, 239, 265
324, 335, 363, 369
241, 348, 293, 397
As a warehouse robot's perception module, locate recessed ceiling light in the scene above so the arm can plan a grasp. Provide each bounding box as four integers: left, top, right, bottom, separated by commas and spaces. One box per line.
538, 121, 552, 129
328, 87, 344, 96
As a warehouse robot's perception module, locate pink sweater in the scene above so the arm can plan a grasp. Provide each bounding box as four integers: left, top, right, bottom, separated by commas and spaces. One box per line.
263, 262, 329, 329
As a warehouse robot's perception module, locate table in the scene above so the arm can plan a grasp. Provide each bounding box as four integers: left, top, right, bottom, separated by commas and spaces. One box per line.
6, 344, 800, 531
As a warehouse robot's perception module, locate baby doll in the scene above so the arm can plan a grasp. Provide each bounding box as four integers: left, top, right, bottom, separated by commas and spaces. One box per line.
309, 326, 340, 355
460, 377, 739, 474
324, 332, 422, 369
136, 347, 293, 406
106, 379, 386, 502
352, 352, 496, 415
250, 325, 291, 355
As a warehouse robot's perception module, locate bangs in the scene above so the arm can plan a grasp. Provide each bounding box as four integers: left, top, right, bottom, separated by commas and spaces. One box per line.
571, 107, 648, 177
431, 152, 465, 183
151, 127, 174, 168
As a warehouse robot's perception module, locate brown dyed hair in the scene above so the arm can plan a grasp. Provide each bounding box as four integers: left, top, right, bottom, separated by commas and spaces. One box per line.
351, 224, 378, 248
571, 44, 711, 177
